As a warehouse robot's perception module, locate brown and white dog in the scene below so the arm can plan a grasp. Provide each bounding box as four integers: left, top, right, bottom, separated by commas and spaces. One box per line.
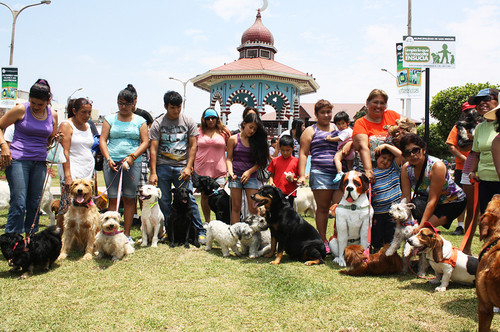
58, 179, 100, 260
476, 194, 500, 332
340, 244, 403, 276
407, 223, 478, 292
330, 171, 373, 266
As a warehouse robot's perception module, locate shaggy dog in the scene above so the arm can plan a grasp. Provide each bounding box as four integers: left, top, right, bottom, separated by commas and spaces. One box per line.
455, 108, 483, 148
407, 223, 478, 292
386, 198, 428, 275
138, 185, 165, 247
192, 174, 231, 224
340, 244, 403, 276
204, 220, 254, 257
58, 179, 100, 260
330, 171, 373, 267
251, 185, 326, 265
384, 118, 418, 148
0, 232, 24, 266
9, 226, 62, 279
294, 187, 317, 218
167, 187, 199, 248
94, 211, 135, 262
239, 214, 271, 258
476, 194, 500, 332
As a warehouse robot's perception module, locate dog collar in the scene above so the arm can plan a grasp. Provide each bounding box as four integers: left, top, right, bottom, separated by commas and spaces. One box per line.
150, 201, 158, 209
73, 199, 94, 208
102, 230, 124, 236
228, 226, 235, 238
337, 204, 370, 211
400, 219, 417, 227
440, 247, 458, 268
209, 188, 223, 197
479, 238, 500, 261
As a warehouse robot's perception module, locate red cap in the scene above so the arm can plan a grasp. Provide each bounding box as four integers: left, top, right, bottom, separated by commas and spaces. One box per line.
422, 221, 441, 234
462, 102, 475, 112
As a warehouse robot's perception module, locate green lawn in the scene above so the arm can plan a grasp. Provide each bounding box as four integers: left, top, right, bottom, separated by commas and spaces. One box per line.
0, 196, 495, 331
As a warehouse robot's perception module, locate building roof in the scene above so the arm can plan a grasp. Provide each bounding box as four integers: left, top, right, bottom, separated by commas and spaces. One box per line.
241, 10, 274, 45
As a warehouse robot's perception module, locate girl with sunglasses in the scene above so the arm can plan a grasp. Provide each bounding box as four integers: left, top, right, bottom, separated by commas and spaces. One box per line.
400, 133, 466, 231
56, 98, 95, 230
194, 108, 230, 223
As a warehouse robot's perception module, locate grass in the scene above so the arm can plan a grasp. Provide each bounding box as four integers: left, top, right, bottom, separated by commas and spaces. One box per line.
0, 171, 497, 331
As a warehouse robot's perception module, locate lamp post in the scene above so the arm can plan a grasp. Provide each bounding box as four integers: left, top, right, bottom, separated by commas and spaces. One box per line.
380, 68, 405, 115
169, 77, 190, 110
0, 0, 51, 66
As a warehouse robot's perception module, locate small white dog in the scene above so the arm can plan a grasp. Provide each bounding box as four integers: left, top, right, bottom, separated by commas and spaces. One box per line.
205, 220, 254, 257
294, 187, 316, 218
95, 211, 135, 262
239, 214, 271, 258
138, 185, 165, 247
386, 198, 428, 275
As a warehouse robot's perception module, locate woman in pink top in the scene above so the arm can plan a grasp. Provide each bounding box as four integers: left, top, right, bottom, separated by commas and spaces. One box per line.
194, 109, 230, 223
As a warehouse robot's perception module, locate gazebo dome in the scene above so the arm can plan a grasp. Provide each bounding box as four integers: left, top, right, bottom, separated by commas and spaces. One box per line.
241, 10, 274, 45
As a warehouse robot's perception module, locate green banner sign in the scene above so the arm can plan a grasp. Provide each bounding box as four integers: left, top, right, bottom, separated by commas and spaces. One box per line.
1, 67, 18, 108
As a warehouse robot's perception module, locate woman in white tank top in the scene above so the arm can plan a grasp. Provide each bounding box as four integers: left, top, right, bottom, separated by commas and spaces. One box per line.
56, 98, 95, 228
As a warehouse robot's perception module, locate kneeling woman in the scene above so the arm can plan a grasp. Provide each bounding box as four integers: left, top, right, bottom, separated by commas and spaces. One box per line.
400, 133, 466, 230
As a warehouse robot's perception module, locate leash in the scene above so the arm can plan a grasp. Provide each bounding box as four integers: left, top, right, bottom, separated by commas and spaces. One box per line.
115, 164, 124, 212
362, 184, 372, 261
406, 257, 436, 280
285, 184, 302, 199
459, 180, 479, 251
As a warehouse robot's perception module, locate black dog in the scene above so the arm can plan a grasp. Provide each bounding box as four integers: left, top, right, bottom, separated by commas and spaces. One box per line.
0, 232, 24, 266
8, 226, 62, 279
192, 175, 231, 224
167, 187, 200, 248
251, 185, 326, 265
455, 109, 483, 148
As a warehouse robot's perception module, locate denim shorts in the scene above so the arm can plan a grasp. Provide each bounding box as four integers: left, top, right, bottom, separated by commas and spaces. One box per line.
309, 168, 340, 190
228, 176, 259, 189
103, 160, 141, 198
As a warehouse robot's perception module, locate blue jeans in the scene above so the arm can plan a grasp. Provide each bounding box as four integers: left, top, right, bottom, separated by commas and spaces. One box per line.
156, 164, 205, 235
5, 160, 47, 234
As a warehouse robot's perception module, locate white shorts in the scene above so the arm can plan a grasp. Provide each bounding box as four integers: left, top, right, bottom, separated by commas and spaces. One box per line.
460, 171, 471, 185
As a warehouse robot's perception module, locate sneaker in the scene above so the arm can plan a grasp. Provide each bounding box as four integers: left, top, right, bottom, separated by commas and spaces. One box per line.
451, 226, 464, 236
132, 216, 141, 227
198, 234, 207, 245
324, 241, 331, 255
126, 236, 135, 245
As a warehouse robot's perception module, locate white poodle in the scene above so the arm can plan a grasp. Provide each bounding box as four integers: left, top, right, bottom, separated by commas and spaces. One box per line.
239, 214, 271, 258
138, 185, 165, 247
95, 211, 135, 262
204, 220, 253, 257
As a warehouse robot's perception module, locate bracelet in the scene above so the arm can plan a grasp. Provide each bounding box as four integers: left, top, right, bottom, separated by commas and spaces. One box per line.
128, 154, 137, 161
107, 158, 112, 163
0, 141, 7, 146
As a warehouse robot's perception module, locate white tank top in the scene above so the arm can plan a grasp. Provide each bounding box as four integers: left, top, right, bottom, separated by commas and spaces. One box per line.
57, 119, 95, 182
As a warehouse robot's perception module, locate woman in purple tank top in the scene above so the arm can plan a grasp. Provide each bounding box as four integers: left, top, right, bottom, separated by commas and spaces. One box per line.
298, 99, 342, 254
0, 79, 59, 234
227, 112, 268, 224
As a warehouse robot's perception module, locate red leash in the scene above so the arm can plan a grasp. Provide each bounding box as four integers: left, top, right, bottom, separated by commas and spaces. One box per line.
362, 184, 372, 261
459, 180, 479, 251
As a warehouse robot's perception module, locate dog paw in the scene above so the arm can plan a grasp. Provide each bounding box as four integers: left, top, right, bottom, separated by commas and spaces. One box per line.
333, 257, 346, 267
82, 253, 93, 260
434, 286, 446, 292
249, 255, 256, 259
151, 242, 158, 248
270, 260, 280, 265
429, 278, 441, 285
112, 256, 120, 263
57, 252, 68, 261
141, 242, 148, 247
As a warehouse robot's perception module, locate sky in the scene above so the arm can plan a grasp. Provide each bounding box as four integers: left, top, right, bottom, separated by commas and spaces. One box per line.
0, 0, 499, 131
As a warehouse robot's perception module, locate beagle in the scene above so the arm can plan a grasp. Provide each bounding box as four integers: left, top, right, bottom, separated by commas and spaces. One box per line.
407, 223, 478, 292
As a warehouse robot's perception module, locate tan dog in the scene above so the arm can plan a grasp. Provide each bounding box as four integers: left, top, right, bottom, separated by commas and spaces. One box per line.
476, 195, 500, 332
95, 211, 134, 262
58, 179, 100, 260
340, 244, 403, 276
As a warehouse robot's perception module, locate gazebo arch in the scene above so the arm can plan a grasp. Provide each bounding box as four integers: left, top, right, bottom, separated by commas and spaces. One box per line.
263, 91, 290, 120
227, 89, 257, 108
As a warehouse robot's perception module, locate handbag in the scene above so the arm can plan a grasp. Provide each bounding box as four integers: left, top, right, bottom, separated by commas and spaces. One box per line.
46, 142, 66, 164
410, 155, 428, 221
92, 134, 103, 171
257, 168, 271, 182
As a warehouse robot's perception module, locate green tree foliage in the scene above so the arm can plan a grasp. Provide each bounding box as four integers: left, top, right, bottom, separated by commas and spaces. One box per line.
417, 123, 450, 161
430, 82, 499, 139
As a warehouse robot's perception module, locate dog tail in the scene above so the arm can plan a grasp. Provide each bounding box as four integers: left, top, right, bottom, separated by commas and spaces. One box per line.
45, 225, 62, 237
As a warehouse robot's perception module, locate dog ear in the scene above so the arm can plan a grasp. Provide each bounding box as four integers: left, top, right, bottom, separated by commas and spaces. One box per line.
479, 213, 493, 241
157, 187, 162, 199
406, 203, 416, 210
430, 234, 443, 263
274, 186, 288, 206
360, 172, 370, 192
340, 172, 348, 191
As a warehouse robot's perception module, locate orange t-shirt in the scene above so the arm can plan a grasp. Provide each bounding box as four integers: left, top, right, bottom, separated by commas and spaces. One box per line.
352, 110, 401, 159
445, 125, 470, 170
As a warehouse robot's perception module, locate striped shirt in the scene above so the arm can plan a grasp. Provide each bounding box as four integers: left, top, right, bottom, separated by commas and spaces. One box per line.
310, 124, 339, 174
372, 161, 402, 214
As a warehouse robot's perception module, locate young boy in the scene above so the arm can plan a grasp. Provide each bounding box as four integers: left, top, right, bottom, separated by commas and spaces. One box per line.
267, 135, 299, 207
149, 91, 206, 243
371, 143, 403, 252
327, 111, 354, 179
269, 137, 277, 160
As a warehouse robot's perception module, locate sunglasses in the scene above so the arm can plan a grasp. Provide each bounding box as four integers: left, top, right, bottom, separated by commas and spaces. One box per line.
118, 102, 133, 107
205, 116, 217, 121
477, 95, 496, 103
402, 147, 422, 157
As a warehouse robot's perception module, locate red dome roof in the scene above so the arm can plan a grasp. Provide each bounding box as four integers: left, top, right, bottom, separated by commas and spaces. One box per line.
241, 10, 274, 45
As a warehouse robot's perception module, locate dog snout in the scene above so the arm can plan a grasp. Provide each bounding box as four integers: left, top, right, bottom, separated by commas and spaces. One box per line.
346, 186, 354, 192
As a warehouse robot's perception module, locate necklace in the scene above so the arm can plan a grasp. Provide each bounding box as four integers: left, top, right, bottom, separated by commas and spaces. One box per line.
31, 109, 46, 120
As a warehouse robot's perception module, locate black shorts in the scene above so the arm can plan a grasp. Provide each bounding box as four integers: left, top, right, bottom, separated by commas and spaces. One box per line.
434, 199, 467, 229
454, 169, 463, 188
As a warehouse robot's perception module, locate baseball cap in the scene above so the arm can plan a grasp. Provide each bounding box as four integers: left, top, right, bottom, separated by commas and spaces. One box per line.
461, 102, 475, 112
468, 88, 499, 105
484, 104, 500, 121
203, 109, 219, 118
422, 221, 441, 234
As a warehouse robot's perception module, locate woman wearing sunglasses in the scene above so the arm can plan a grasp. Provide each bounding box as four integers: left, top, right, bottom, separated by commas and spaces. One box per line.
400, 133, 466, 231
56, 98, 95, 230
193, 108, 230, 223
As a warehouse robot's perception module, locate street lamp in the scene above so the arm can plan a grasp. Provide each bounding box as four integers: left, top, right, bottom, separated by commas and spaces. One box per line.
169, 77, 190, 110
380, 68, 405, 115
0, 0, 51, 66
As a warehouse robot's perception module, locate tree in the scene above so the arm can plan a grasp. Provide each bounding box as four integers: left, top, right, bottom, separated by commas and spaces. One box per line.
430, 82, 499, 139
